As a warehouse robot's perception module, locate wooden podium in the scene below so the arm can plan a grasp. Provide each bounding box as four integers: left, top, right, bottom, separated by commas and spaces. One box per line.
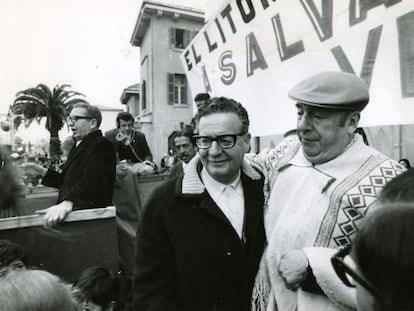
0, 207, 118, 283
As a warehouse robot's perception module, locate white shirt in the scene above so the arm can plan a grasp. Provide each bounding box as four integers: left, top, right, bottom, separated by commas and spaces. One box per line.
201, 169, 245, 239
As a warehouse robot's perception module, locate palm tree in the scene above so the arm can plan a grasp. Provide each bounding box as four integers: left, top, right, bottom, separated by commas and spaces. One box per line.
9, 84, 88, 161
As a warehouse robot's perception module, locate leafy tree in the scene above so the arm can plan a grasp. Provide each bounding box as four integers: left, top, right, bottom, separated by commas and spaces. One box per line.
9, 84, 88, 161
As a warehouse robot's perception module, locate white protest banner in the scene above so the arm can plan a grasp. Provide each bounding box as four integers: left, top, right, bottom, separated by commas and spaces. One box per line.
180, 0, 414, 136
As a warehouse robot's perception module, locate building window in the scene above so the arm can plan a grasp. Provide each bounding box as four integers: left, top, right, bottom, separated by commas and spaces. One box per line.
168, 74, 187, 105
170, 28, 197, 49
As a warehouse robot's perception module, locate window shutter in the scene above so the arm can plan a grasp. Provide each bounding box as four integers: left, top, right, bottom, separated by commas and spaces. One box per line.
167, 74, 174, 105
142, 80, 146, 111
169, 28, 176, 48
182, 76, 187, 105
183, 30, 191, 48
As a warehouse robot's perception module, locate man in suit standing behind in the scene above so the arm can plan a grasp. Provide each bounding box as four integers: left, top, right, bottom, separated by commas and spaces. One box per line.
22, 102, 116, 226
132, 97, 266, 311
169, 125, 197, 179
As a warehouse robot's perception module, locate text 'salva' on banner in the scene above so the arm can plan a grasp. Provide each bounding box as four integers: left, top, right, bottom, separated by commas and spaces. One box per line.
180, 0, 414, 136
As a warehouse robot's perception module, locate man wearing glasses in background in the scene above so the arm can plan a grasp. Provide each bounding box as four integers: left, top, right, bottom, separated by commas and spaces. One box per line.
22, 102, 116, 226
132, 97, 266, 311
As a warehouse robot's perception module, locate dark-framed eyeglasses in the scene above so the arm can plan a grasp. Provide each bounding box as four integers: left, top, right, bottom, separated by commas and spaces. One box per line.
193, 133, 244, 149
331, 244, 382, 299
67, 116, 93, 123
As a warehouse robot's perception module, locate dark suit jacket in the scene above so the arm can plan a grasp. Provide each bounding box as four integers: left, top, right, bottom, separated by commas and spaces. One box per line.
42, 130, 116, 209
132, 163, 265, 311
105, 128, 152, 163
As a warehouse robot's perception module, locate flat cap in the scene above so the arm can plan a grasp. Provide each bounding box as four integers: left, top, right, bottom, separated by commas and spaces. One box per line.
288, 71, 369, 111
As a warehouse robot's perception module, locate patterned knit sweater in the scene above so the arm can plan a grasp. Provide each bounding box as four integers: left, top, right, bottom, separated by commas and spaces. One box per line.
251, 134, 404, 311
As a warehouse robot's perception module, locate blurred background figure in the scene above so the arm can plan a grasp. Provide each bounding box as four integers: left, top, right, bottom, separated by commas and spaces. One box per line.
0, 239, 26, 277
0, 145, 22, 218
0, 269, 78, 311
194, 92, 210, 113
169, 125, 197, 179
160, 149, 177, 174
398, 158, 411, 169
191, 93, 210, 132
60, 135, 75, 164
106, 112, 154, 177
105, 112, 152, 164
72, 266, 119, 311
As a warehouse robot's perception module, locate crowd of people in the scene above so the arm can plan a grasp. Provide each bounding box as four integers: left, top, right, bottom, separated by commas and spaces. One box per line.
0, 71, 413, 311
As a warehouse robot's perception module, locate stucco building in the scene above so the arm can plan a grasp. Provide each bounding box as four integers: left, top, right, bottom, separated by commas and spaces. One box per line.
120, 83, 140, 117
130, 1, 204, 165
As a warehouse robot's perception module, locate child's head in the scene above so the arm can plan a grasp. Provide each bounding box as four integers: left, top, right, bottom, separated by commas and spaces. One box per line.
0, 239, 26, 276
72, 266, 119, 311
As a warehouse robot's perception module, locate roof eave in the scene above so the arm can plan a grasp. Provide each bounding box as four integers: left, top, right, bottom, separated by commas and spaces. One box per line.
130, 1, 204, 47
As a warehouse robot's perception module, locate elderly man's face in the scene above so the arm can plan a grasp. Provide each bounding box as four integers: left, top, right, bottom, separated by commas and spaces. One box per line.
174, 136, 197, 164
198, 112, 250, 184
296, 103, 358, 164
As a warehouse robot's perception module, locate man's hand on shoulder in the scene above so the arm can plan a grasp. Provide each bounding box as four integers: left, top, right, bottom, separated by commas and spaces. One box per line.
36, 200, 73, 227
278, 249, 309, 291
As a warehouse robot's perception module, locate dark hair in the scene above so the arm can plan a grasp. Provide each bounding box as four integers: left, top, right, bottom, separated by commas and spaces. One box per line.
72, 102, 102, 127
175, 125, 195, 142
0, 240, 25, 269
399, 158, 411, 169
198, 97, 249, 134
354, 204, 414, 310
194, 93, 210, 101
72, 266, 119, 309
116, 112, 134, 128
379, 169, 414, 204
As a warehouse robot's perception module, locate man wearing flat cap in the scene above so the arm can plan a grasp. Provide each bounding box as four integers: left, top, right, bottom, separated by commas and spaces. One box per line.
250, 72, 405, 311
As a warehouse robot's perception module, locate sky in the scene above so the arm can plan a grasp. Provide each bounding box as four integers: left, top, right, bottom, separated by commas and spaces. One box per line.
0, 0, 206, 142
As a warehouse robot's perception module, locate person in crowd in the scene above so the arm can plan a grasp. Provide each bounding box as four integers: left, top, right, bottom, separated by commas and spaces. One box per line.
60, 135, 75, 163
0, 268, 78, 310
0, 239, 26, 276
169, 124, 197, 178
332, 168, 414, 311
0, 145, 21, 218
21, 102, 116, 226
132, 97, 266, 311
194, 92, 211, 113
72, 266, 119, 311
191, 92, 211, 132
251, 71, 404, 311
105, 112, 152, 163
399, 158, 411, 169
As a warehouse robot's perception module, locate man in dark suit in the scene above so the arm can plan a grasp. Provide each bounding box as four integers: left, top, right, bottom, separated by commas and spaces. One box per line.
168, 125, 197, 179
132, 97, 266, 311
105, 112, 152, 163
22, 103, 116, 226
